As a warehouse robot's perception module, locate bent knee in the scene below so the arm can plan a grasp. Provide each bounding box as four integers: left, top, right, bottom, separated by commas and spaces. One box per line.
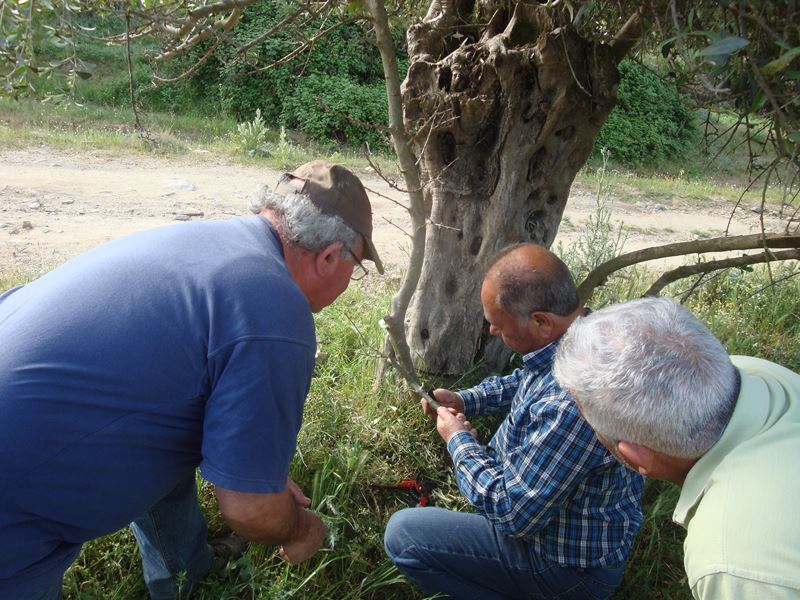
384, 508, 410, 558
383, 507, 428, 560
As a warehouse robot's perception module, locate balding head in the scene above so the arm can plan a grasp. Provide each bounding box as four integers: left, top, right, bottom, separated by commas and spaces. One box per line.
484, 243, 580, 319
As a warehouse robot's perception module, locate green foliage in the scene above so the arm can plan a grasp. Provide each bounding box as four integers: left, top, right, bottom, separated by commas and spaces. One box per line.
3, 249, 799, 598
3, 1, 405, 150
614, 480, 688, 598
193, 1, 400, 149
235, 108, 270, 156
280, 74, 389, 150
685, 263, 800, 372
594, 61, 697, 166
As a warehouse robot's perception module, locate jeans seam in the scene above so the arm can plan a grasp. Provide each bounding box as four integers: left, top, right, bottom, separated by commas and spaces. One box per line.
148, 506, 180, 576
397, 542, 543, 574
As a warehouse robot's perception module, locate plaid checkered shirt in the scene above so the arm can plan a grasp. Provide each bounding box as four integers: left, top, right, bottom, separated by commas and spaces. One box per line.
447, 339, 644, 568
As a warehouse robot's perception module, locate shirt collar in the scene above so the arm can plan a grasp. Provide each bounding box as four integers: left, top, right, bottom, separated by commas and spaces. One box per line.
521, 339, 560, 375
256, 215, 285, 259
673, 367, 766, 526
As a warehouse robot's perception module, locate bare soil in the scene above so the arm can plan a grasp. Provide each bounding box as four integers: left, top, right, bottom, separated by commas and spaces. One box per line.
0, 147, 788, 279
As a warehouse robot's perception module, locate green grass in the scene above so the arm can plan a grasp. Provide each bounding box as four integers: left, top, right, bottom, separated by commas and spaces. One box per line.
0, 97, 400, 175
2, 259, 795, 599
573, 166, 787, 209
1, 95, 798, 599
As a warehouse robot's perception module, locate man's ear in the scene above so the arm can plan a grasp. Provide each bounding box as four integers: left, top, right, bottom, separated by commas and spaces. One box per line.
313, 242, 344, 277
617, 441, 655, 477
528, 311, 554, 338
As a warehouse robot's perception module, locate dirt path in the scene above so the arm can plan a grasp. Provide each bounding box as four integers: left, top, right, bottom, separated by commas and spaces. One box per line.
0, 147, 787, 279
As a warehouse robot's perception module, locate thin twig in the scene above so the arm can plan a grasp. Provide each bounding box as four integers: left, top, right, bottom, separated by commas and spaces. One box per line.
378, 319, 441, 410
340, 314, 439, 409
124, 5, 152, 143
383, 216, 413, 238
560, 29, 591, 97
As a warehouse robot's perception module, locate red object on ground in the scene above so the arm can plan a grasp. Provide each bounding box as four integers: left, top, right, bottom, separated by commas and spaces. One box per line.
372, 478, 436, 507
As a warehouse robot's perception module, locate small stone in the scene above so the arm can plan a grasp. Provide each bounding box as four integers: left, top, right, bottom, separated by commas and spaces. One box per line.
653, 203, 667, 211
750, 206, 763, 214
166, 179, 197, 192
636, 201, 649, 209
21, 221, 33, 230
61, 199, 75, 205
363, 166, 375, 174
28, 202, 41, 210
174, 214, 191, 221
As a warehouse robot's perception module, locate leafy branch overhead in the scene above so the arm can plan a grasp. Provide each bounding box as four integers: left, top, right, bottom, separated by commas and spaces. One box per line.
1, 0, 798, 376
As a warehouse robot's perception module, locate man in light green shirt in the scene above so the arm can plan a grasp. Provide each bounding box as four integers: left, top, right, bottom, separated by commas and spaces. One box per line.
552, 297, 800, 599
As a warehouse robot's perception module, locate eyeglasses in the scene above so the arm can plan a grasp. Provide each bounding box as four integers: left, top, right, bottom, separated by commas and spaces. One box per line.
347, 247, 368, 281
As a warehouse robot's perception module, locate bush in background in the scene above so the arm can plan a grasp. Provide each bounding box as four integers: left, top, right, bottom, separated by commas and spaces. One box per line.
280, 75, 389, 150
69, 3, 404, 151
594, 60, 697, 166
204, 2, 400, 149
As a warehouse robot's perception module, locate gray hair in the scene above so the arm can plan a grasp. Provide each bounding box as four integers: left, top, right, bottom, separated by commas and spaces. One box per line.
250, 184, 358, 254
487, 244, 579, 318
553, 297, 737, 459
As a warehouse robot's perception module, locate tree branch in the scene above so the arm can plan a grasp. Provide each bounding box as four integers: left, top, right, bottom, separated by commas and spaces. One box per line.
578, 233, 800, 304
365, 0, 428, 382
644, 249, 800, 296
610, 5, 645, 63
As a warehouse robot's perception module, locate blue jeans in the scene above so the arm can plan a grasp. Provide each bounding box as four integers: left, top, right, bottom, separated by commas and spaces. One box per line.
384, 508, 624, 600
20, 474, 212, 600
130, 474, 214, 600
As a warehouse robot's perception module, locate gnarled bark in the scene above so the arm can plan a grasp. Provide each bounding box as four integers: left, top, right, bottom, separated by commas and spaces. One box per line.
401, 3, 620, 373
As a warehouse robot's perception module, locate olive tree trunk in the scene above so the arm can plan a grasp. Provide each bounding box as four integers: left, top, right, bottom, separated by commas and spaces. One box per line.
401, 2, 620, 373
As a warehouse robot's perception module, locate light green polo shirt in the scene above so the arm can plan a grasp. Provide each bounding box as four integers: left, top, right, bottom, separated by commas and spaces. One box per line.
673, 356, 800, 599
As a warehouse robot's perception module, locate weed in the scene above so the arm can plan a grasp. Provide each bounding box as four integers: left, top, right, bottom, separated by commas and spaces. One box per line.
235, 109, 270, 157
690, 228, 713, 239
558, 149, 636, 306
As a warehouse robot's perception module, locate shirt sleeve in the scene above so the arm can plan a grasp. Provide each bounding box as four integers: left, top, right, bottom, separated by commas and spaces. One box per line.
458, 368, 524, 416
693, 573, 799, 600
446, 390, 607, 537
199, 337, 315, 493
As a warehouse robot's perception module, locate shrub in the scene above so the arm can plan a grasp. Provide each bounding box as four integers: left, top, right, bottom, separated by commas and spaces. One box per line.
593, 60, 697, 166
280, 74, 389, 149
235, 108, 270, 156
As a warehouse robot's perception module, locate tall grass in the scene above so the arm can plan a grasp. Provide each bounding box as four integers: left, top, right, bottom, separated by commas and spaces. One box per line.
0, 253, 785, 598
1, 103, 797, 599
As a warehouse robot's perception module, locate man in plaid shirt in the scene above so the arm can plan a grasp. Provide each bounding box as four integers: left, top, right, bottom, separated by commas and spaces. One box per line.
384, 244, 643, 599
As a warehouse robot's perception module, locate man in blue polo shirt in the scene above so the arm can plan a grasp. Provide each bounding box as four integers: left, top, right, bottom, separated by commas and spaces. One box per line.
0, 161, 383, 599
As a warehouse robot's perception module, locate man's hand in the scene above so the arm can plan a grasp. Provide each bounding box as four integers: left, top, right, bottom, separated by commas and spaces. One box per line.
436, 406, 477, 443
216, 482, 325, 564
285, 478, 311, 508
278, 509, 326, 564
421, 388, 465, 421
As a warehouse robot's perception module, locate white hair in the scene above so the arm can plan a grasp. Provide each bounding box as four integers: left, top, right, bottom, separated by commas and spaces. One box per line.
553, 297, 737, 459
250, 184, 358, 254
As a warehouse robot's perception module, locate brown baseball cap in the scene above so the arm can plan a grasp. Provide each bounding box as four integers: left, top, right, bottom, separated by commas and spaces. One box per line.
275, 160, 384, 274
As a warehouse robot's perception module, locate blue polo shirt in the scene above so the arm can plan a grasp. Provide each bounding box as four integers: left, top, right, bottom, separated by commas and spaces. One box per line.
0, 216, 316, 594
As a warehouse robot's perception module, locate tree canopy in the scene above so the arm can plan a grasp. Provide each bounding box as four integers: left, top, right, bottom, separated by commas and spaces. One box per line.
2, 0, 798, 376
